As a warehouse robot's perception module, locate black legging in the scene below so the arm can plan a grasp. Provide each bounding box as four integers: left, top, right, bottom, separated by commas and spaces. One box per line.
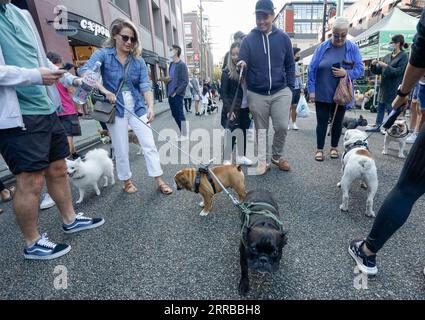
223, 108, 251, 161
315, 101, 346, 149
184, 98, 192, 112
366, 124, 425, 253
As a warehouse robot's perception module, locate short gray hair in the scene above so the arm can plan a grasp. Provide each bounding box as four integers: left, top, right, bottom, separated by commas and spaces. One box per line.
333, 17, 350, 31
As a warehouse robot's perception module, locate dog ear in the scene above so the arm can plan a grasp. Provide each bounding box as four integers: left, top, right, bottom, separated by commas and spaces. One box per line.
236, 165, 242, 172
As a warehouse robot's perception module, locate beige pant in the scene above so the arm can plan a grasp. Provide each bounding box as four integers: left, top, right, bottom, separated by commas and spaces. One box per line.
247, 87, 292, 162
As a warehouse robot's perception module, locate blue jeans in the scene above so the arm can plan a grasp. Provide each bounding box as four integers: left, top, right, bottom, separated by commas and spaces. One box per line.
375, 102, 392, 125
168, 95, 187, 135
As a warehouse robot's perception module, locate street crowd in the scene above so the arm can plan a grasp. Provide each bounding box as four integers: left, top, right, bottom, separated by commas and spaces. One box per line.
1, 0, 425, 284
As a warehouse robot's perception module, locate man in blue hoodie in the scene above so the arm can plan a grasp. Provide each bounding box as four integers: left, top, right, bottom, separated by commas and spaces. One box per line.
238, 0, 295, 175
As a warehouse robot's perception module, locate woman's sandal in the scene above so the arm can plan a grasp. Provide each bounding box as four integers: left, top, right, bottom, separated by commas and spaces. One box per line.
330, 148, 340, 159
123, 181, 138, 194
1, 186, 15, 203
158, 183, 173, 195
315, 150, 324, 162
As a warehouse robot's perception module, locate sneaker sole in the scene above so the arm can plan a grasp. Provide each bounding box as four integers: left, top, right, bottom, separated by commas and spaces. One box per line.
40, 203, 56, 210
348, 246, 378, 275
63, 219, 105, 234
24, 245, 71, 260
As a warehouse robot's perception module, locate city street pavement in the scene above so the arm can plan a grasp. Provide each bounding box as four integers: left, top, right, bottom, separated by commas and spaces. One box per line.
1, 102, 424, 300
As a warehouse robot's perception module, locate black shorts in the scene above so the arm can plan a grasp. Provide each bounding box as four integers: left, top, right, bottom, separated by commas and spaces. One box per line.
291, 89, 301, 105
59, 114, 82, 137
0, 113, 70, 175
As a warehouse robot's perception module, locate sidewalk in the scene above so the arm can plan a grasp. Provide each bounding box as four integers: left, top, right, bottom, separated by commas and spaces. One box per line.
0, 99, 171, 183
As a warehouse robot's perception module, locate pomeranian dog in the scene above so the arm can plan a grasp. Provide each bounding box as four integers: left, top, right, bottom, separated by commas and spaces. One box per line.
66, 149, 115, 204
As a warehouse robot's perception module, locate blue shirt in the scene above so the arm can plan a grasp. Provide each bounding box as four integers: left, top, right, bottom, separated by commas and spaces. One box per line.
78, 48, 151, 118
168, 63, 177, 97
315, 44, 346, 104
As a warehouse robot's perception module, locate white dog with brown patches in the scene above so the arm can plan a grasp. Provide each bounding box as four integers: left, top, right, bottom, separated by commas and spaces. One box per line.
337, 129, 378, 218
383, 120, 409, 159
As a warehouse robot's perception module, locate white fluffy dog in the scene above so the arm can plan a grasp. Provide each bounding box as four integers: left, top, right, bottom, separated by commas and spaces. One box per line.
337, 129, 378, 217
66, 149, 115, 204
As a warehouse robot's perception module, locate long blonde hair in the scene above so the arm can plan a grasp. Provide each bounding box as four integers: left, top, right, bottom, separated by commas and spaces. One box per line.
226, 42, 241, 81
103, 18, 142, 58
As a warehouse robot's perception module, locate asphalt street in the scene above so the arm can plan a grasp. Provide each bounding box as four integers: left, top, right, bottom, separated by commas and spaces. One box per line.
0, 103, 424, 300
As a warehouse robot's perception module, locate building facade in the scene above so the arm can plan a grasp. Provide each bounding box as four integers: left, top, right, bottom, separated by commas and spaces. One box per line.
183, 11, 213, 83
11, 0, 186, 97
326, 0, 424, 38
274, 1, 354, 50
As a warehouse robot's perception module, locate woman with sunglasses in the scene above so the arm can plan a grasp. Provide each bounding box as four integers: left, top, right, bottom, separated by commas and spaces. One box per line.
79, 18, 173, 195
366, 34, 409, 132
308, 17, 364, 161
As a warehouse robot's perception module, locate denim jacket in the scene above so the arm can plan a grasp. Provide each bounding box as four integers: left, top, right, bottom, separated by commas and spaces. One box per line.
79, 48, 151, 118
308, 39, 364, 107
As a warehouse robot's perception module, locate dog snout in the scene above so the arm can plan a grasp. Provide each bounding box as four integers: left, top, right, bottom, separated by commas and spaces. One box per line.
259, 256, 268, 265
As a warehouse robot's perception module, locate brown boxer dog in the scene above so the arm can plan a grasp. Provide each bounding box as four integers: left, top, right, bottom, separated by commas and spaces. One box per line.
174, 165, 246, 216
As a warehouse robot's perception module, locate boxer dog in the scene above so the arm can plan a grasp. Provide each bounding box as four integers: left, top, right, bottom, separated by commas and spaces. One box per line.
239, 189, 287, 296
174, 165, 246, 216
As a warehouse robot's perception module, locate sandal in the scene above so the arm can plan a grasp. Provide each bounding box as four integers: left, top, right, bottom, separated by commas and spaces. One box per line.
315, 150, 324, 162
1, 186, 15, 203
158, 183, 173, 195
330, 148, 339, 159
123, 180, 138, 194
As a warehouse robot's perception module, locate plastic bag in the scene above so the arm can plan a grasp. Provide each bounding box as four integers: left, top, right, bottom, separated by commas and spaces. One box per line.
296, 95, 310, 118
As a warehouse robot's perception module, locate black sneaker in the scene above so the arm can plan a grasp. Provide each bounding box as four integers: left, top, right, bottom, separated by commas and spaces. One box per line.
348, 239, 378, 275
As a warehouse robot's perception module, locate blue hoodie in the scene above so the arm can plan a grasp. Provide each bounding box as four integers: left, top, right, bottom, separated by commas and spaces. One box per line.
238, 25, 295, 96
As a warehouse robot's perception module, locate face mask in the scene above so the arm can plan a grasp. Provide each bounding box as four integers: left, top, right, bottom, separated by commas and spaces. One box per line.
387, 44, 395, 52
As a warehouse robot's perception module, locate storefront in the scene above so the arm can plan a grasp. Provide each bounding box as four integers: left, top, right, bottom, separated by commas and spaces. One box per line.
65, 12, 110, 67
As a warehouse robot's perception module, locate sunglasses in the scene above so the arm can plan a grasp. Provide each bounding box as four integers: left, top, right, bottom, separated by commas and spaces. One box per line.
333, 33, 347, 40
119, 34, 137, 44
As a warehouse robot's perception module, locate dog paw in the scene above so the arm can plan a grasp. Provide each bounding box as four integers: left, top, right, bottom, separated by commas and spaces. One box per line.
199, 210, 209, 216
198, 201, 205, 208
340, 204, 348, 212
238, 279, 250, 296
398, 154, 406, 159
76, 199, 83, 204
382, 150, 388, 155
366, 211, 376, 218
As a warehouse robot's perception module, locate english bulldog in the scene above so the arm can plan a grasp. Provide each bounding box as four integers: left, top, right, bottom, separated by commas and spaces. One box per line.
338, 129, 378, 218
239, 189, 287, 296
174, 165, 246, 216
383, 120, 409, 159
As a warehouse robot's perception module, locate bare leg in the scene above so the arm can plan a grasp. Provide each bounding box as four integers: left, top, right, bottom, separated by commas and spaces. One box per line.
290, 104, 297, 123
410, 100, 419, 130
44, 159, 76, 225
13, 172, 45, 245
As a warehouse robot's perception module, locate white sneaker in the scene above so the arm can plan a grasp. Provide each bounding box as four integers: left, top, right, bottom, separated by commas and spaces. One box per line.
40, 193, 56, 210
236, 156, 253, 166
175, 135, 189, 142
292, 123, 299, 130
406, 133, 418, 144
288, 123, 292, 130
223, 160, 232, 166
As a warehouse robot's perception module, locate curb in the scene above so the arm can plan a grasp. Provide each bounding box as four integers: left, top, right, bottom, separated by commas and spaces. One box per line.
0, 107, 170, 185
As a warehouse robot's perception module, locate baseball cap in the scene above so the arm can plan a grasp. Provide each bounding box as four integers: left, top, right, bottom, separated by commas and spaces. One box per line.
255, 0, 275, 15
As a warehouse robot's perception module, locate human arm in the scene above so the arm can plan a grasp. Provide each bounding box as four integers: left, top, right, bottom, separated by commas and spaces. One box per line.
174, 64, 189, 96
138, 58, 155, 123
0, 65, 65, 87
346, 44, 364, 80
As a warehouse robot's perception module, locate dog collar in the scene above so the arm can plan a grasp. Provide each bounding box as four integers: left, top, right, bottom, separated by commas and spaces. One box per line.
343, 140, 369, 160
194, 167, 217, 194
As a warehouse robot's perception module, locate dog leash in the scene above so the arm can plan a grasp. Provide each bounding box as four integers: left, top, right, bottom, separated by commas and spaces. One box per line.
119, 104, 243, 207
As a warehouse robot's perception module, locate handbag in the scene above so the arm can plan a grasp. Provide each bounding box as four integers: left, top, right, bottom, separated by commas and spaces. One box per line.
333, 74, 353, 106
91, 61, 131, 124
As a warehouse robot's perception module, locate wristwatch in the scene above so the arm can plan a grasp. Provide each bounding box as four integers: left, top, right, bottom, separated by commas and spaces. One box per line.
397, 86, 410, 97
